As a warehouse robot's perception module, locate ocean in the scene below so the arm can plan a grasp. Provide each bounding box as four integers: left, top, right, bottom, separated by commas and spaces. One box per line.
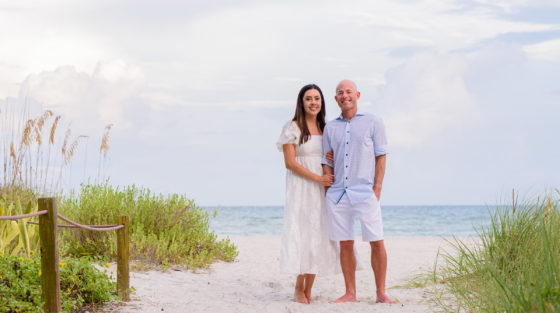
204, 205, 500, 237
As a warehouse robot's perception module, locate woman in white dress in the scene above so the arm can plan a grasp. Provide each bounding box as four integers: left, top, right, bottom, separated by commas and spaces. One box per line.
277, 84, 339, 304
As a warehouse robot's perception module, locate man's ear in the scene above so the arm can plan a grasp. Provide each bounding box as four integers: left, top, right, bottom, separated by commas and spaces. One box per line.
356, 91, 361, 99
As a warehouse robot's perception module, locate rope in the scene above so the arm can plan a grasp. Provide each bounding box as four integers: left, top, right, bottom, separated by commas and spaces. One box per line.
27, 221, 120, 229
0, 210, 48, 221
56, 214, 124, 231
1, 209, 124, 231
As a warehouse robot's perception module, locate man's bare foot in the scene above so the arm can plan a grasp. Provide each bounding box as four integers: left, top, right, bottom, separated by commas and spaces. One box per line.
329, 293, 357, 303
376, 293, 396, 304
294, 290, 309, 304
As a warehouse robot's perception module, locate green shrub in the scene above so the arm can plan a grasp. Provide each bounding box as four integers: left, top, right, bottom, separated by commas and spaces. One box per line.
0, 254, 114, 312
59, 182, 238, 268
431, 191, 560, 313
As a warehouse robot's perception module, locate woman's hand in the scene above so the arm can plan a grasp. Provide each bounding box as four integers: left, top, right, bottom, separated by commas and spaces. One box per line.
373, 185, 381, 201
316, 174, 334, 187
325, 151, 334, 164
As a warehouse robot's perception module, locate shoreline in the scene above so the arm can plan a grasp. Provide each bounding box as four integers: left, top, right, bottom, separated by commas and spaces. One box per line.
105, 236, 465, 312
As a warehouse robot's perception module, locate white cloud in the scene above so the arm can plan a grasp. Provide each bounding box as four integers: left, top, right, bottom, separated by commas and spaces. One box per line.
0, 4, 116, 98
375, 51, 478, 147
524, 39, 560, 61
344, 0, 555, 49
130, 0, 558, 111
473, 0, 560, 12
2, 0, 557, 108
19, 60, 145, 133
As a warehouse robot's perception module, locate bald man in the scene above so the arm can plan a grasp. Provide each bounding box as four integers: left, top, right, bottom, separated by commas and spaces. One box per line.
322, 80, 395, 303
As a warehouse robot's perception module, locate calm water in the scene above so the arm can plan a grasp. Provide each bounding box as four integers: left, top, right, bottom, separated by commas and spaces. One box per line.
203, 205, 498, 237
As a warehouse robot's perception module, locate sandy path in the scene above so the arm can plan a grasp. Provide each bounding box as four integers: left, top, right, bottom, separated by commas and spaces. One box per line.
105, 236, 453, 313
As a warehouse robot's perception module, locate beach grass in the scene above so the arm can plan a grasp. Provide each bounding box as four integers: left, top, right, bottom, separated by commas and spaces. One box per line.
1, 104, 87, 258
422, 191, 560, 313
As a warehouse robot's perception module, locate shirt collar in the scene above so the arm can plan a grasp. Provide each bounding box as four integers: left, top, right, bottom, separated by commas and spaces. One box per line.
336, 110, 365, 121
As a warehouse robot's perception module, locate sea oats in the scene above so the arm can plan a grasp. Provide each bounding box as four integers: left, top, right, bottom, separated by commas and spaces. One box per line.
49, 115, 61, 145
10, 141, 16, 164
100, 124, 113, 159
22, 119, 34, 146
61, 128, 71, 156
65, 135, 87, 164
34, 125, 42, 146
36, 110, 53, 131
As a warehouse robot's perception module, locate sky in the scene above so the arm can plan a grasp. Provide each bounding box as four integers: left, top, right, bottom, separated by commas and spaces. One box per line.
1, 0, 559, 206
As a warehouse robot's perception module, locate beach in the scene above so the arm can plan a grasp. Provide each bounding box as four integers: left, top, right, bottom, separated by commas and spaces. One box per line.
104, 235, 459, 313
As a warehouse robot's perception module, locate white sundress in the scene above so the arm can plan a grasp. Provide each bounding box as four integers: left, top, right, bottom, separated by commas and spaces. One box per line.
276, 121, 340, 276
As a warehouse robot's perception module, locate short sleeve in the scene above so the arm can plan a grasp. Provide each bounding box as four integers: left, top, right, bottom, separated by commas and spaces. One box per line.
373, 116, 388, 156
276, 121, 300, 151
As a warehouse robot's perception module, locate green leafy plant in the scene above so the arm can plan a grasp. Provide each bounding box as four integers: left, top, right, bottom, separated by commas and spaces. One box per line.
0, 196, 40, 257
59, 182, 238, 268
0, 254, 115, 312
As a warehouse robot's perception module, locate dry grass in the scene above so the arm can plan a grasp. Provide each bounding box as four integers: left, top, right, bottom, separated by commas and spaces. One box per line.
49, 115, 61, 145
98, 124, 113, 180
65, 135, 88, 164
100, 124, 113, 158
1, 102, 110, 194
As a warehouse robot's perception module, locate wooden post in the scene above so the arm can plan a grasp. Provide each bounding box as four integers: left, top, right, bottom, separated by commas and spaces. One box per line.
116, 215, 130, 301
38, 197, 61, 313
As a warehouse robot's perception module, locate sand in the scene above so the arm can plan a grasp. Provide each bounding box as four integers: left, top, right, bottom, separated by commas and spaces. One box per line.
103, 236, 458, 313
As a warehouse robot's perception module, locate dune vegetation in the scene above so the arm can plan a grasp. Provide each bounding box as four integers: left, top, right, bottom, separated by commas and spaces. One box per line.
418, 191, 559, 313
59, 182, 238, 268
1, 105, 237, 311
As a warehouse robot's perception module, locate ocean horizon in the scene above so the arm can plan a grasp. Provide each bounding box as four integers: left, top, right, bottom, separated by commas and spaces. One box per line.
204, 205, 502, 237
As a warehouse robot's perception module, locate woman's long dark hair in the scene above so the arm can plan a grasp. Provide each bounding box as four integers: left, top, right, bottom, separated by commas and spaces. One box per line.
292, 84, 326, 145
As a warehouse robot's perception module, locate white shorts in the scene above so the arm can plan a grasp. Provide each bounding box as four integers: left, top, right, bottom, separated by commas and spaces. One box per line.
326, 193, 384, 242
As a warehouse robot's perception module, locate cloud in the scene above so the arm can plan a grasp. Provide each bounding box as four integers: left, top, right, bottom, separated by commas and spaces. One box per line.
0, 6, 114, 98
374, 51, 477, 148
2, 0, 558, 110
343, 0, 555, 49
18, 60, 145, 134
523, 38, 560, 60
473, 0, 560, 13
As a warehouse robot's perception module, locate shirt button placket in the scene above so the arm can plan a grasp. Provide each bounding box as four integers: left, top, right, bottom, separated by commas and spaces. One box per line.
344, 121, 350, 190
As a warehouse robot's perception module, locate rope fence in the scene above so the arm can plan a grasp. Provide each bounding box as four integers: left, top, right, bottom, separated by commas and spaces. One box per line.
0, 210, 47, 220
27, 221, 121, 229
0, 197, 130, 313
56, 214, 124, 231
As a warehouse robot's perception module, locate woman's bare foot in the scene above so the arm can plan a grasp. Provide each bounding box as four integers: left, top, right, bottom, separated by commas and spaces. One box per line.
376, 293, 396, 304
294, 290, 309, 304
303, 273, 315, 304
294, 275, 309, 304
329, 293, 357, 303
